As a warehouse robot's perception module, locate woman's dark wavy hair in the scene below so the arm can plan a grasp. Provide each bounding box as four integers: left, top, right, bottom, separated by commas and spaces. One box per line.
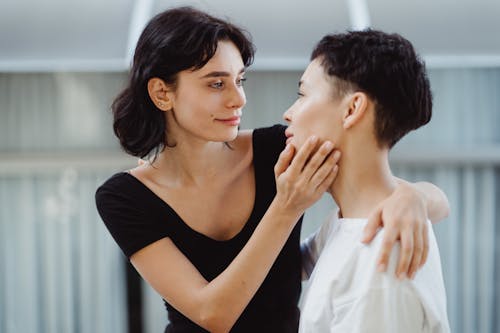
311, 29, 432, 148
112, 6, 255, 158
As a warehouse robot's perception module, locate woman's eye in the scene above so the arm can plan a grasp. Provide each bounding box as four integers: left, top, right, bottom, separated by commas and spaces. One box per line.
237, 77, 247, 86
210, 81, 224, 89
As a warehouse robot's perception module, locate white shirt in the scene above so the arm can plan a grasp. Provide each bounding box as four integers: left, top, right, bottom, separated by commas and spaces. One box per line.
299, 214, 450, 333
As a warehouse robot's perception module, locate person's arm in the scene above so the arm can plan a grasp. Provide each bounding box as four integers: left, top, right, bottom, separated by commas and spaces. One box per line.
362, 178, 450, 280
131, 137, 338, 333
409, 180, 450, 223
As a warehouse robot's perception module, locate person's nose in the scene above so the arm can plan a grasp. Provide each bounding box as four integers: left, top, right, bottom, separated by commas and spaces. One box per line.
226, 85, 246, 110
283, 106, 293, 123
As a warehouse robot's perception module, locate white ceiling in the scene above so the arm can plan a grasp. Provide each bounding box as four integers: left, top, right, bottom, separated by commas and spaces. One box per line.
1, 0, 499, 72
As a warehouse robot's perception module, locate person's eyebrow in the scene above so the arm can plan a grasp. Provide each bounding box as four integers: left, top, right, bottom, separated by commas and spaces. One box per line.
200, 68, 245, 79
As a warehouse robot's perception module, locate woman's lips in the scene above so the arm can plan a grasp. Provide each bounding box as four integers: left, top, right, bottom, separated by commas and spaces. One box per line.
216, 116, 241, 126
285, 129, 293, 145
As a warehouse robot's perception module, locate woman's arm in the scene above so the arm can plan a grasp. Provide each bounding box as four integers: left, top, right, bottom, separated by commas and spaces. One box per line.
362, 178, 450, 280
132, 201, 300, 333
409, 180, 450, 223
131, 137, 338, 333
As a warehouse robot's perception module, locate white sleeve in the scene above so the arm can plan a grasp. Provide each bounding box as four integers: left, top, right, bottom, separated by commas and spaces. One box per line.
300, 210, 337, 280
330, 285, 425, 333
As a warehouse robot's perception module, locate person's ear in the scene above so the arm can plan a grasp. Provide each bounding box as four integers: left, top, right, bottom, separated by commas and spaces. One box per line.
147, 77, 174, 111
343, 92, 368, 129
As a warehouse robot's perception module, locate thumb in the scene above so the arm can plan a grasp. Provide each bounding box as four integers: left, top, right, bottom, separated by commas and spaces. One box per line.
274, 144, 295, 177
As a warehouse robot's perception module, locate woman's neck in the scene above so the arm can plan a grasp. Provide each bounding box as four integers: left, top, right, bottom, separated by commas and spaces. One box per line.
151, 138, 232, 188
329, 143, 396, 219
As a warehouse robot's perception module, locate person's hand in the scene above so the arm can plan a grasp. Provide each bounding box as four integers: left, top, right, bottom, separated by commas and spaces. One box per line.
362, 181, 428, 280
274, 136, 340, 215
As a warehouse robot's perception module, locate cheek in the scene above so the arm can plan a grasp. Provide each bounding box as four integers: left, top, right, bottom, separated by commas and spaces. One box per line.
296, 105, 334, 143
292, 115, 315, 149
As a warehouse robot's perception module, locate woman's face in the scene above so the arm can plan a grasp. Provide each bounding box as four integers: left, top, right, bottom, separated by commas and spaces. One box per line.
283, 59, 345, 150
168, 40, 246, 143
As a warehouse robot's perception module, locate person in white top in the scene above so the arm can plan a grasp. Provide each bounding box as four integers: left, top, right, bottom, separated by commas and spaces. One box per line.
283, 30, 450, 332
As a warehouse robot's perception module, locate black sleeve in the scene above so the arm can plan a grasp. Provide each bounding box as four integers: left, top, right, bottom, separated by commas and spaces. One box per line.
95, 174, 170, 258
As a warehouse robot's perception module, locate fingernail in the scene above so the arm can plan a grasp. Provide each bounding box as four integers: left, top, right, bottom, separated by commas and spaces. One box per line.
324, 141, 333, 150
333, 151, 341, 160
398, 272, 407, 280
309, 135, 317, 143
377, 263, 386, 272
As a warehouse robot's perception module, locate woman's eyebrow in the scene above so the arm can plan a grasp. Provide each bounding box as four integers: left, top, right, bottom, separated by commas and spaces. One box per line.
200, 68, 245, 79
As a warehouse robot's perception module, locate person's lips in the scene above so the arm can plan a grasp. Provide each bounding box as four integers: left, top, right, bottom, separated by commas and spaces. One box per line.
285, 129, 294, 145
215, 116, 241, 126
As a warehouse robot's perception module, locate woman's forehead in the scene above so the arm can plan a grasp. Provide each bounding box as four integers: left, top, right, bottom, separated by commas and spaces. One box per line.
301, 60, 331, 89
199, 41, 244, 72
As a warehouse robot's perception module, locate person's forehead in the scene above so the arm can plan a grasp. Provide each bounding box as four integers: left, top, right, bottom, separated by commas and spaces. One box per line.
199, 41, 244, 73
301, 59, 329, 87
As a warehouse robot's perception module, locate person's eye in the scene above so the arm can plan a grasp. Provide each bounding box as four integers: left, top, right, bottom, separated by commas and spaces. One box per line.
236, 77, 247, 87
210, 81, 224, 89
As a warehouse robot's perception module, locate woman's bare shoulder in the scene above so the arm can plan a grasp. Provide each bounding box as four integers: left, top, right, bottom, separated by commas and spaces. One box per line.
237, 129, 254, 140
231, 129, 254, 151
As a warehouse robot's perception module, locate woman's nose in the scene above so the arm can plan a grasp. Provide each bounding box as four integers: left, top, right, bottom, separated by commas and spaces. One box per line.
227, 85, 246, 109
283, 107, 293, 123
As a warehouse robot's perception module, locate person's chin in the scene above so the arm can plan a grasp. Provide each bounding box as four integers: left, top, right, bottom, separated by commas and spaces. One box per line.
292, 138, 306, 151
222, 127, 239, 142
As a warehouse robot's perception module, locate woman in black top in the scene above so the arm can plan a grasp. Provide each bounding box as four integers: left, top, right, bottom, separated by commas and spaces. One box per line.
96, 7, 449, 333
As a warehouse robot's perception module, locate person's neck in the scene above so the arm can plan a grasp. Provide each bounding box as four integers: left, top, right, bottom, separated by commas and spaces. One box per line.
151, 134, 231, 188
328, 142, 397, 219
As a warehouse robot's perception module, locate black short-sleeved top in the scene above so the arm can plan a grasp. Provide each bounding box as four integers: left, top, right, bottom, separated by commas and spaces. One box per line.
95, 125, 303, 333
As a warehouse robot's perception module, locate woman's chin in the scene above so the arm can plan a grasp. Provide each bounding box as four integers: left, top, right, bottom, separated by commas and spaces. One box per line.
214, 127, 239, 143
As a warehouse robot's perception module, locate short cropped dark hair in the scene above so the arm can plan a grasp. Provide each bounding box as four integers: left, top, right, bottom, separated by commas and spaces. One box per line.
311, 30, 432, 148
112, 7, 255, 158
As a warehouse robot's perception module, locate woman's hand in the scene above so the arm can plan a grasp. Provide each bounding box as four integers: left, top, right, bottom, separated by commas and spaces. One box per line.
362, 181, 428, 280
274, 136, 340, 216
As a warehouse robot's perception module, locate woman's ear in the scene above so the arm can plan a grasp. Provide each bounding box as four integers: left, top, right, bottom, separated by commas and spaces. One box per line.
147, 78, 174, 111
343, 92, 368, 129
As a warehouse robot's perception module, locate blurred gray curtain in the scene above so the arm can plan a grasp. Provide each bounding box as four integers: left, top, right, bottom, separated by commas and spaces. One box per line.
0, 73, 128, 333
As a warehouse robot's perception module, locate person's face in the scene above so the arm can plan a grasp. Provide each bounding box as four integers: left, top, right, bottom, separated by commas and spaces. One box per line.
168, 40, 246, 142
283, 59, 345, 150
